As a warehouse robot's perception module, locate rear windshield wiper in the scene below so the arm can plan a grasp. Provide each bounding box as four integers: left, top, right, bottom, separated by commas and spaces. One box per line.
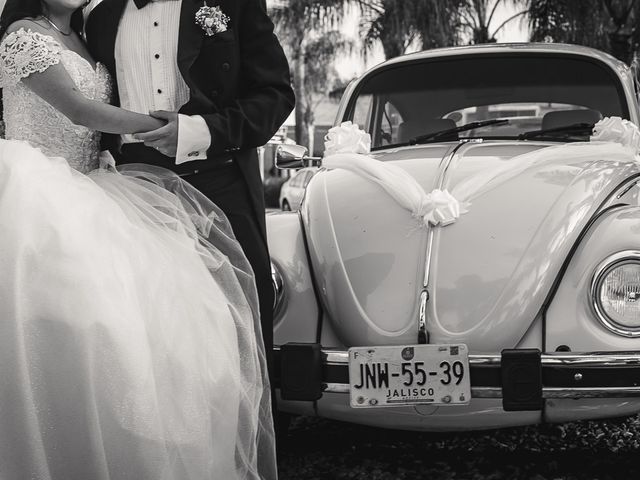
518, 122, 594, 141
409, 119, 510, 145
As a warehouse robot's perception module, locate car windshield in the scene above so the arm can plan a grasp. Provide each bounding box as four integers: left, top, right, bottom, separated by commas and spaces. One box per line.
346, 54, 629, 150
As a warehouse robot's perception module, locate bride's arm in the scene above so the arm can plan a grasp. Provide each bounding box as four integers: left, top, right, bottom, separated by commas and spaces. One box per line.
21, 65, 164, 134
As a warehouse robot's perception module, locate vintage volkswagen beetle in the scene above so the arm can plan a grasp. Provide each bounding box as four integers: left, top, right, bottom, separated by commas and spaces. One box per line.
268, 43, 640, 431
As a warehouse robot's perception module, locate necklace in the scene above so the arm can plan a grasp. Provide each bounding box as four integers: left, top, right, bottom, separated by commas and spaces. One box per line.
42, 16, 72, 36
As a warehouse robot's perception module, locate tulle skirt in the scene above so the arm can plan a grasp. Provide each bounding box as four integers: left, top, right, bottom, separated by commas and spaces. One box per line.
0, 140, 276, 480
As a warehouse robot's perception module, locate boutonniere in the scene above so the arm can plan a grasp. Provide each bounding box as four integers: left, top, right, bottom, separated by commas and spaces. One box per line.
195, 2, 230, 37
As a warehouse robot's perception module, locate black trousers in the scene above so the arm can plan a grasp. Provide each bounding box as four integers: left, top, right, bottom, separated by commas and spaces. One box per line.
119, 144, 275, 384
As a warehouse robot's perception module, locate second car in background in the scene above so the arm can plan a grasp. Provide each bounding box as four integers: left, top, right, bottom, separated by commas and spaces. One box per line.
279, 167, 317, 211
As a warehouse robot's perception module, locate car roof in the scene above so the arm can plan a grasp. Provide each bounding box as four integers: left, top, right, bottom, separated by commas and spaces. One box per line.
369, 43, 627, 73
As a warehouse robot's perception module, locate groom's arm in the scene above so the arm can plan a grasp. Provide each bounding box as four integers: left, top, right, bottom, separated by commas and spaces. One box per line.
199, 0, 294, 155
137, 0, 294, 159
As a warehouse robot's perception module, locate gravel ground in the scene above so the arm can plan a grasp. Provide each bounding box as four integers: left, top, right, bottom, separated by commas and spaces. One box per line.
277, 415, 640, 479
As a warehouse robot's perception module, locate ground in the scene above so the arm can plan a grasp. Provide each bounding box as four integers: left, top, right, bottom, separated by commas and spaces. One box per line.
277, 415, 640, 479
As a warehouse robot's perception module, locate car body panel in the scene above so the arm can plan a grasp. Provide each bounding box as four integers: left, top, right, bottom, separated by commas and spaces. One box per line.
268, 211, 319, 341
546, 205, 640, 352
302, 141, 640, 350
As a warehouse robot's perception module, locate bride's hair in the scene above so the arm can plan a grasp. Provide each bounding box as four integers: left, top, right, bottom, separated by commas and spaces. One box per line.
0, 0, 84, 137
0, 0, 84, 40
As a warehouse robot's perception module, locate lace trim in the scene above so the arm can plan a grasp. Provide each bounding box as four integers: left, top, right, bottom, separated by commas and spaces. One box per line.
0, 28, 62, 88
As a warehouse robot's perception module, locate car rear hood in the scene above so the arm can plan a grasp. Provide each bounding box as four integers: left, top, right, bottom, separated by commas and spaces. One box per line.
302, 141, 640, 351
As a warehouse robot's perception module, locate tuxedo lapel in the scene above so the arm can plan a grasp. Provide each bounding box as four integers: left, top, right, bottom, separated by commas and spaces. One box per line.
177, 0, 205, 80
98, 0, 128, 78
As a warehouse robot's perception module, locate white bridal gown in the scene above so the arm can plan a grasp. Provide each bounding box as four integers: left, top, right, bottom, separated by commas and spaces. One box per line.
0, 28, 276, 480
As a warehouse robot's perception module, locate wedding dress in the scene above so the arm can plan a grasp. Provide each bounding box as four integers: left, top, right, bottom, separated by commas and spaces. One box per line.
0, 28, 276, 480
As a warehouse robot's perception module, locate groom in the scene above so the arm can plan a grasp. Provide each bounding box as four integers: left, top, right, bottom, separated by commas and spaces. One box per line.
85, 0, 294, 385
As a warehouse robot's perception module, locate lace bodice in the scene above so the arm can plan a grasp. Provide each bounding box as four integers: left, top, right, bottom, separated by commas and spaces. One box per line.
0, 28, 112, 173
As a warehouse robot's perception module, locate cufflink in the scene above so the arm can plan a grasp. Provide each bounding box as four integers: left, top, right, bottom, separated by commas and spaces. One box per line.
188, 151, 200, 157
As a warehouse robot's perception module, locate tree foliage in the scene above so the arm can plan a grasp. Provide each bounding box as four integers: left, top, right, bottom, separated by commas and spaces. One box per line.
270, 0, 349, 147
526, 0, 640, 62
357, 0, 463, 59
460, 0, 528, 44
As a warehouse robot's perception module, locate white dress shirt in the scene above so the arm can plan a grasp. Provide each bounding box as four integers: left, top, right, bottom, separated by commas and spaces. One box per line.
115, 0, 211, 164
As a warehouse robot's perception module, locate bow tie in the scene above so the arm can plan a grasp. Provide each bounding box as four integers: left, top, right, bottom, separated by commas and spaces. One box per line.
133, 0, 177, 9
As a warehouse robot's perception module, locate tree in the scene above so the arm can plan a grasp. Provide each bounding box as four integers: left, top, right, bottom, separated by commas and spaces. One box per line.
358, 0, 421, 59
459, 0, 528, 44
357, 0, 463, 59
270, 0, 348, 148
526, 0, 639, 63
416, 0, 465, 50
603, 0, 638, 62
301, 32, 351, 153
528, 0, 609, 48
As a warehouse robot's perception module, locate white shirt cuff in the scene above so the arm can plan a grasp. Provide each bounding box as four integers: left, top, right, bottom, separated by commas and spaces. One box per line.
176, 114, 212, 165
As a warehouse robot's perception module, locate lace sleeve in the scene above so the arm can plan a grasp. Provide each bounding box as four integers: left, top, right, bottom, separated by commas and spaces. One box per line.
0, 28, 62, 88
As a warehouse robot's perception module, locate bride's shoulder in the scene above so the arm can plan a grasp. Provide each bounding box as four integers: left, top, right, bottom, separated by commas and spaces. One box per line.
1, 19, 59, 47
0, 20, 62, 88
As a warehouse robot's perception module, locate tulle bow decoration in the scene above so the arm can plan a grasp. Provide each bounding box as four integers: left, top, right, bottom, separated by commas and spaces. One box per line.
98, 150, 118, 172
324, 121, 372, 155
322, 122, 468, 227
417, 189, 467, 227
591, 116, 640, 152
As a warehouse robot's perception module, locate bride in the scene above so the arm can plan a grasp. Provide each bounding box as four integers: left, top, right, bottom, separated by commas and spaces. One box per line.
0, 0, 276, 479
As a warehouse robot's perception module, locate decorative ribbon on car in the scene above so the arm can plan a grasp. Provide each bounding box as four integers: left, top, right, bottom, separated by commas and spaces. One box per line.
321, 118, 640, 228
450, 116, 640, 202
322, 122, 469, 227
590, 116, 640, 153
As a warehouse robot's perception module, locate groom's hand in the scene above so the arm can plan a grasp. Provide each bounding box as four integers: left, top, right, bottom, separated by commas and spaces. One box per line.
134, 111, 179, 157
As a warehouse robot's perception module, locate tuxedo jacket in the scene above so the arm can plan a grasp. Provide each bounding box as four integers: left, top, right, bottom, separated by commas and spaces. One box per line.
85, 0, 295, 240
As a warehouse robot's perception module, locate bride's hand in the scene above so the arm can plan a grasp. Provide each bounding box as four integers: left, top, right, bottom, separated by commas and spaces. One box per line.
134, 111, 179, 157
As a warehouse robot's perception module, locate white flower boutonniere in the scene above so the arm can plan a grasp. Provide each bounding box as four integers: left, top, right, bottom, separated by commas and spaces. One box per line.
195, 2, 229, 37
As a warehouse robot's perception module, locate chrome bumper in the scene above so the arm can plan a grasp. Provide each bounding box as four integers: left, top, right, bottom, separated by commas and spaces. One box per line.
274, 345, 640, 406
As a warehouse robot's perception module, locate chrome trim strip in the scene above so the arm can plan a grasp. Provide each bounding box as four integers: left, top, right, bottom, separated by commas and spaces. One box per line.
471, 387, 640, 399
590, 250, 640, 338
418, 290, 428, 343
542, 387, 640, 398
471, 387, 502, 398
615, 180, 639, 199
418, 142, 469, 343
270, 261, 286, 317
324, 350, 349, 364
325, 385, 640, 398
276, 346, 640, 367
540, 352, 640, 365
324, 383, 350, 393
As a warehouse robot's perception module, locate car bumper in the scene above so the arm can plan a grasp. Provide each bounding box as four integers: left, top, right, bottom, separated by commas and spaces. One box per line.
274, 344, 640, 411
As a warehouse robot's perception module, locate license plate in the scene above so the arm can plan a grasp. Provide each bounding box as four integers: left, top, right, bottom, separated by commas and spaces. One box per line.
348, 344, 471, 408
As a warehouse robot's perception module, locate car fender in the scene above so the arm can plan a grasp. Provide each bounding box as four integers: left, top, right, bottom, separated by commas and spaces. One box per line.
545, 204, 640, 423
268, 212, 319, 343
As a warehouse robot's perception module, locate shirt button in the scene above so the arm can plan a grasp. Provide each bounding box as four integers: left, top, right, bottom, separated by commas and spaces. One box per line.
154, 21, 159, 27
155, 54, 160, 59
157, 89, 162, 94
221, 62, 230, 72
